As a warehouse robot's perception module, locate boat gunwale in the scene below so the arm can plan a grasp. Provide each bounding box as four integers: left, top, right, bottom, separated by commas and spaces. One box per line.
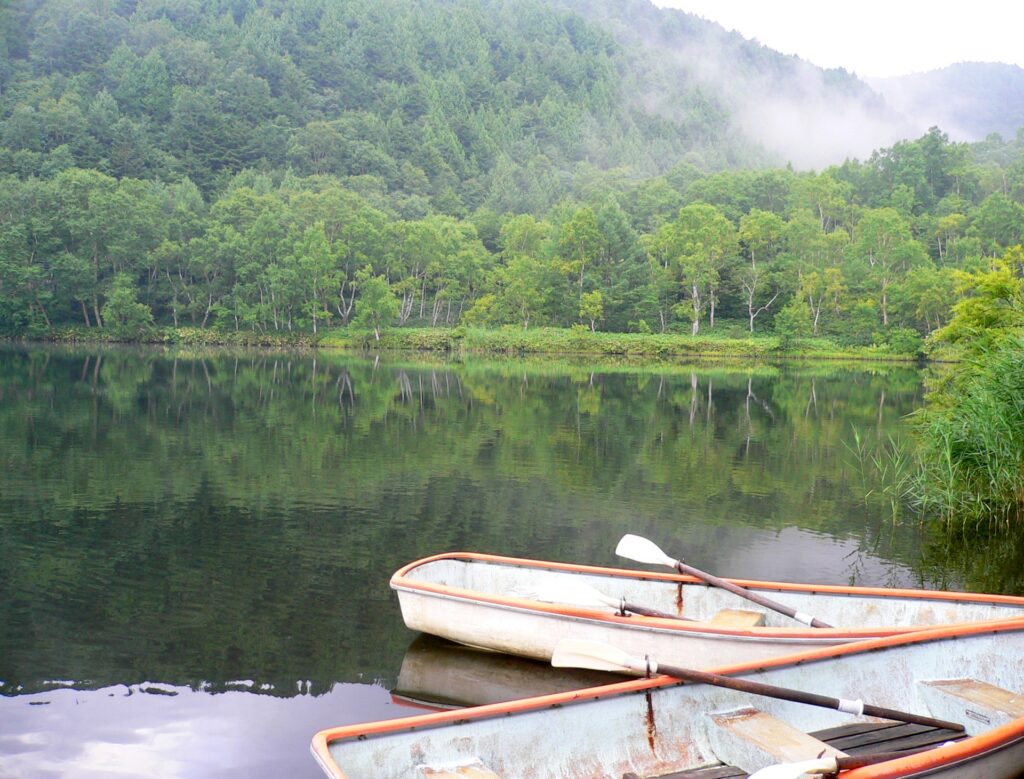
393, 585, 850, 643
389, 552, 1024, 640
843, 724, 1024, 777
311, 618, 1024, 779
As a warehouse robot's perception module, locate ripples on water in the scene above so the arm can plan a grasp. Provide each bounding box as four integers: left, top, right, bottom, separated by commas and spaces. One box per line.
0, 346, 1005, 778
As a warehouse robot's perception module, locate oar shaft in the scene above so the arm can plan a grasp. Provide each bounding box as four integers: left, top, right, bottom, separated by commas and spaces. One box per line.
623, 602, 695, 621
654, 662, 964, 733
860, 702, 964, 731
674, 561, 833, 629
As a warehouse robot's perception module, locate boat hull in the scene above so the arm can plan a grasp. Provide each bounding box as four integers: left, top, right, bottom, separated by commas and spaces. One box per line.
312, 621, 1024, 779
396, 583, 849, 668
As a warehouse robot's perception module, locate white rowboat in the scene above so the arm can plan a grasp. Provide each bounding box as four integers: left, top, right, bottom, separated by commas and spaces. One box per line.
312, 619, 1024, 778
390, 552, 1024, 670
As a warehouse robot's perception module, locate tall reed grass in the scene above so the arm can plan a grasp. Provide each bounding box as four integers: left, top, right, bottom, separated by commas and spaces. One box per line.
908, 335, 1024, 526
844, 428, 914, 522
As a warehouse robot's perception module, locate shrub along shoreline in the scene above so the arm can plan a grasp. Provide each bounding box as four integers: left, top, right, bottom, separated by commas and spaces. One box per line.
10, 325, 925, 362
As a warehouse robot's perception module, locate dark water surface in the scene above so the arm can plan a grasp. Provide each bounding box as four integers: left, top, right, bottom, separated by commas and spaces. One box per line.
0, 346, 1018, 778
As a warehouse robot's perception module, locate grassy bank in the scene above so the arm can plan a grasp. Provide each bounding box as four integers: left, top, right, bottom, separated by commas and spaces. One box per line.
318, 326, 919, 362
11, 325, 921, 362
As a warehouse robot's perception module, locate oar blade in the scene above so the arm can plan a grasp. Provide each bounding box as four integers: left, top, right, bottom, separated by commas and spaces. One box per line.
748, 757, 836, 778
551, 639, 639, 674
616, 534, 676, 568
535, 580, 617, 610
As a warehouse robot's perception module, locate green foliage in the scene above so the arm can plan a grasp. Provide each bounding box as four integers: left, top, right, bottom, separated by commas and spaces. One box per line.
909, 335, 1024, 525
931, 248, 1024, 351
845, 299, 881, 346
579, 289, 603, 331
773, 296, 812, 348
101, 273, 155, 338
844, 428, 915, 521
352, 265, 399, 340
903, 246, 1024, 526
0, 0, 754, 207
885, 327, 924, 356
0, 0, 1023, 349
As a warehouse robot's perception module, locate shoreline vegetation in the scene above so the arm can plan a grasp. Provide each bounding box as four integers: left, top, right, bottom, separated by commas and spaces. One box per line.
6, 325, 929, 363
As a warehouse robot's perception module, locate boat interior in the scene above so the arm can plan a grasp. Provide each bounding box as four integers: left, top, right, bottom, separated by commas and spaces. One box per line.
323, 624, 1024, 779
400, 555, 1024, 629
630, 719, 967, 778
407, 677, 1022, 778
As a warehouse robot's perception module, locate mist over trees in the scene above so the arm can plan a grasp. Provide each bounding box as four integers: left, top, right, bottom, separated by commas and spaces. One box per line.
871, 63, 1024, 144
2, 0, 1024, 346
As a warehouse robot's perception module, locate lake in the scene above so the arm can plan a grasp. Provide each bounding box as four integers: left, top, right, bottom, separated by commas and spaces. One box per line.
0, 345, 1019, 778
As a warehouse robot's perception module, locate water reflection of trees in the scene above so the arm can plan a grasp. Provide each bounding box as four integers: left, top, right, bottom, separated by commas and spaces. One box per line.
917, 523, 1024, 596
0, 347, 948, 698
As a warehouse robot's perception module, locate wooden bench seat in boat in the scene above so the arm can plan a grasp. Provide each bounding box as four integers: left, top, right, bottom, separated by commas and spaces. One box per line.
704, 707, 845, 773
918, 678, 1024, 733
810, 721, 966, 756
705, 609, 766, 628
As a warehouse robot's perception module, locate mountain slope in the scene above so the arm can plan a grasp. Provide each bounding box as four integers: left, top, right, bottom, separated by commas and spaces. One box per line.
870, 63, 1024, 142
2, 0, 1021, 213
553, 0, 918, 168
0, 0, 765, 212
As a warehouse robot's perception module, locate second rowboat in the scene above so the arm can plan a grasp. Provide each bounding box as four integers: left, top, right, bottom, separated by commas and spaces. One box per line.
391, 551, 1024, 669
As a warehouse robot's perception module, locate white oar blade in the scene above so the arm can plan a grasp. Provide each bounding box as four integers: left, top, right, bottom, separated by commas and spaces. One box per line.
535, 580, 617, 610
748, 757, 836, 779
616, 534, 677, 568
551, 639, 639, 674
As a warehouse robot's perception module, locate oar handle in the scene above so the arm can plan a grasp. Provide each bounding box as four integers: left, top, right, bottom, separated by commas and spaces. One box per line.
674, 560, 833, 629
654, 662, 964, 733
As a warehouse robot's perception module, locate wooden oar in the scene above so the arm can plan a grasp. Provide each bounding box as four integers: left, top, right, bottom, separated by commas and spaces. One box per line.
551, 639, 964, 733
535, 580, 695, 621
616, 534, 833, 628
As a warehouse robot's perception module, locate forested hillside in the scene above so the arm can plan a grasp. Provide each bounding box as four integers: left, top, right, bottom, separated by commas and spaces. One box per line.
0, 0, 763, 207
1, 0, 1024, 347
871, 63, 1024, 143
554, 0, 910, 168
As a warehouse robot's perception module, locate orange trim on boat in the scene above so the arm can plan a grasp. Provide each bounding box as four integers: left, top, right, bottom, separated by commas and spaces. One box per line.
392, 551, 1024, 605
842, 717, 1024, 777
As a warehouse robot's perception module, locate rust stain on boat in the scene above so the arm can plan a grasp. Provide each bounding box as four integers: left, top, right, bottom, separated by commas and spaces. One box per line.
675, 583, 684, 616
644, 690, 657, 751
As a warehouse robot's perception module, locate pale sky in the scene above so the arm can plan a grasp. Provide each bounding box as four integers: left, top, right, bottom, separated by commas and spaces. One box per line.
652, 1, 1024, 78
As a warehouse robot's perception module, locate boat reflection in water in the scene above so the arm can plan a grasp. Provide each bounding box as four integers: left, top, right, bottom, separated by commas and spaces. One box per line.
390, 633, 619, 712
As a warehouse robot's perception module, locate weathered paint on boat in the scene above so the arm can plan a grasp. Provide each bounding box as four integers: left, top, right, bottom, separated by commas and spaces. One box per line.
311, 620, 1024, 779
390, 552, 1024, 669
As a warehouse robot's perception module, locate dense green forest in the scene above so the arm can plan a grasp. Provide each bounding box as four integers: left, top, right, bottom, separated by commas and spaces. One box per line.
2, 0, 1024, 350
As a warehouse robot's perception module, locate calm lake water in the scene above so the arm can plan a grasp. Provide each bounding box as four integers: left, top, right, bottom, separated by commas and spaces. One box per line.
1, 345, 1020, 778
